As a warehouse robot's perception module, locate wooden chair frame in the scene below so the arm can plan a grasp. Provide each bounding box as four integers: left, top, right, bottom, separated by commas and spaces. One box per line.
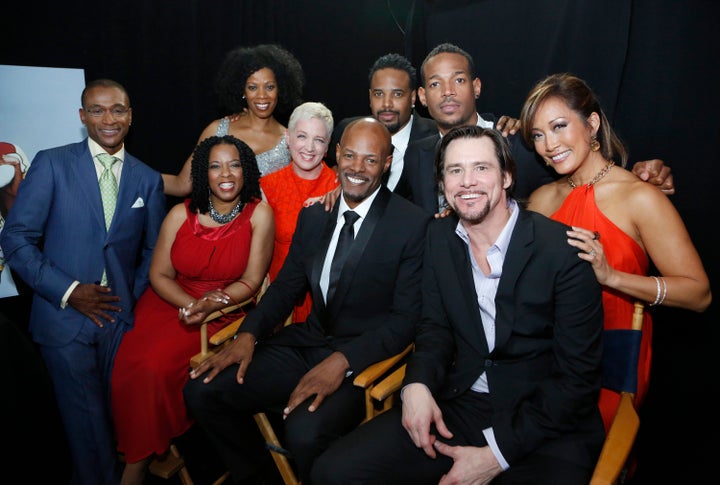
590, 302, 645, 485
185, 275, 414, 485
366, 303, 646, 485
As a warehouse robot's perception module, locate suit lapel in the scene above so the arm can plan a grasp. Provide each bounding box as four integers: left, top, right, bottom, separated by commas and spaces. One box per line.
72, 142, 107, 232
326, 187, 390, 316
494, 209, 534, 350
444, 217, 490, 355
111, 155, 137, 234
312, 204, 340, 315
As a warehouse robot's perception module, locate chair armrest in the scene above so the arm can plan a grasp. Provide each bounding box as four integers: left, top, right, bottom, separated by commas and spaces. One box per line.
209, 314, 248, 346
370, 364, 406, 402
353, 344, 412, 389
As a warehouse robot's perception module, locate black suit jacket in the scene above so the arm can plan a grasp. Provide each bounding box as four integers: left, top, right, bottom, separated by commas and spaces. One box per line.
402, 113, 557, 214
241, 186, 431, 373
326, 112, 437, 173
405, 208, 605, 468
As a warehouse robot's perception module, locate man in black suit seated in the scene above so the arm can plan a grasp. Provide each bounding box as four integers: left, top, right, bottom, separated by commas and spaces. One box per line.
312, 126, 605, 485
326, 53, 437, 195
404, 42, 673, 215
184, 117, 431, 485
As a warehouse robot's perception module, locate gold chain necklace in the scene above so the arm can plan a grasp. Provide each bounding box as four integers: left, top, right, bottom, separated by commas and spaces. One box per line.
567, 161, 615, 189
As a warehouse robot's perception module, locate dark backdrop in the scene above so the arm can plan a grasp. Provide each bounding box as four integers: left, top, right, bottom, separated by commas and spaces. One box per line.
3, 1, 718, 482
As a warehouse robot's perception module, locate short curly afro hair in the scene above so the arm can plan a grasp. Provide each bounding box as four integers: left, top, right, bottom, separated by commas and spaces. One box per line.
214, 44, 305, 125
189, 135, 262, 215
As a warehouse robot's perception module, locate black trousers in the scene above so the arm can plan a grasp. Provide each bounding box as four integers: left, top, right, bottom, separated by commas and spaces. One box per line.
183, 343, 365, 484
311, 390, 593, 485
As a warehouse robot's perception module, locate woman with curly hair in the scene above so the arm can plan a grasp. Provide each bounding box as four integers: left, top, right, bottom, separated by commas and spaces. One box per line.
112, 135, 275, 484
163, 44, 305, 196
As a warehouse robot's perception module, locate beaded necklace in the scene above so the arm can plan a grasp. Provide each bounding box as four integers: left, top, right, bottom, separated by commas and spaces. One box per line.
208, 197, 244, 224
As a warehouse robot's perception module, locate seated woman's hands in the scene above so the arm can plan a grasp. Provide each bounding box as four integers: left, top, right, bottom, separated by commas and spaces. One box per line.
178, 289, 233, 325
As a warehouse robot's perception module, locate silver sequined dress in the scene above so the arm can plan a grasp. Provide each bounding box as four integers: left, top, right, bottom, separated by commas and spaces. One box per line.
216, 117, 290, 176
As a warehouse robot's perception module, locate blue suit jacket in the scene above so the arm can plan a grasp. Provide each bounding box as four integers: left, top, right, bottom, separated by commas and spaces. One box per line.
0, 139, 166, 346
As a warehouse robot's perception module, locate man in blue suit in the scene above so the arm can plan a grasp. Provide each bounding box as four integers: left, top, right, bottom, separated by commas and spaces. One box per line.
1, 78, 166, 484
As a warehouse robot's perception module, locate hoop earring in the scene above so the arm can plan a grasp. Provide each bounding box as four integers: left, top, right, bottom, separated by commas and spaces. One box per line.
590, 136, 600, 152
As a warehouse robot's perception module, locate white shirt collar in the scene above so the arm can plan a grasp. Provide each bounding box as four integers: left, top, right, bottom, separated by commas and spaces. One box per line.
439, 113, 494, 138
337, 185, 381, 223
391, 114, 414, 155
88, 138, 125, 162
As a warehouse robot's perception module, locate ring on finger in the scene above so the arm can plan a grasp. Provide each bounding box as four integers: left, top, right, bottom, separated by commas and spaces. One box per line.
588, 249, 596, 258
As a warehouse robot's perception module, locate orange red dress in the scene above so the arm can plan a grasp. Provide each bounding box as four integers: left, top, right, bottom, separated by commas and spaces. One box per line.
552, 185, 652, 432
111, 199, 258, 462
260, 162, 338, 322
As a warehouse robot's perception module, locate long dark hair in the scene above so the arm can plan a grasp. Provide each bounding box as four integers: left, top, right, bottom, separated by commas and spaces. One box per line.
519, 73, 628, 167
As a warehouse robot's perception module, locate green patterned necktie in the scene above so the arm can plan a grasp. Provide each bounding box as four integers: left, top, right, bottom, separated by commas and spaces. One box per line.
97, 153, 119, 230
97, 153, 118, 286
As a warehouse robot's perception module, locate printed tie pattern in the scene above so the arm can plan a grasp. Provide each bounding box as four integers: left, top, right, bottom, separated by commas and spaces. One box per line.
97, 153, 118, 286
97, 153, 119, 230
327, 210, 360, 304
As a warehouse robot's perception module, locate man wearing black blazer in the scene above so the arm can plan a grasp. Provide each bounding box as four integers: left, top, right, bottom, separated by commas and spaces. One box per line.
185, 118, 431, 484
326, 53, 437, 195
312, 125, 605, 485
405, 42, 672, 215
404, 43, 556, 215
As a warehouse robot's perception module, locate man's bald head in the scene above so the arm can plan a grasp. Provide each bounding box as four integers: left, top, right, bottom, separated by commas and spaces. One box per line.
335, 117, 393, 207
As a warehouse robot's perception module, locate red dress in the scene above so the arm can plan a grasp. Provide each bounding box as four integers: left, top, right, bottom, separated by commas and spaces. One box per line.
552, 185, 652, 432
260, 162, 338, 322
111, 199, 257, 462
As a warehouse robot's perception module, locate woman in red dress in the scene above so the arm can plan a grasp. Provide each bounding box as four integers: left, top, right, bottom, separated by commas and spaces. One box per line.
111, 135, 274, 484
260, 101, 339, 323
520, 73, 711, 431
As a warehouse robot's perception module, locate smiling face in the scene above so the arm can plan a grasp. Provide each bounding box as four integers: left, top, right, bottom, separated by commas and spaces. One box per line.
244, 67, 278, 119
418, 52, 481, 134
287, 117, 330, 178
79, 85, 132, 155
207, 142, 244, 208
530, 96, 599, 176
369, 68, 416, 135
441, 136, 510, 224
335, 119, 392, 208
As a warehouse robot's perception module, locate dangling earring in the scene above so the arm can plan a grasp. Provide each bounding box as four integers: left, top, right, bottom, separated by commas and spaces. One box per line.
590, 136, 600, 152
242, 95, 246, 100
